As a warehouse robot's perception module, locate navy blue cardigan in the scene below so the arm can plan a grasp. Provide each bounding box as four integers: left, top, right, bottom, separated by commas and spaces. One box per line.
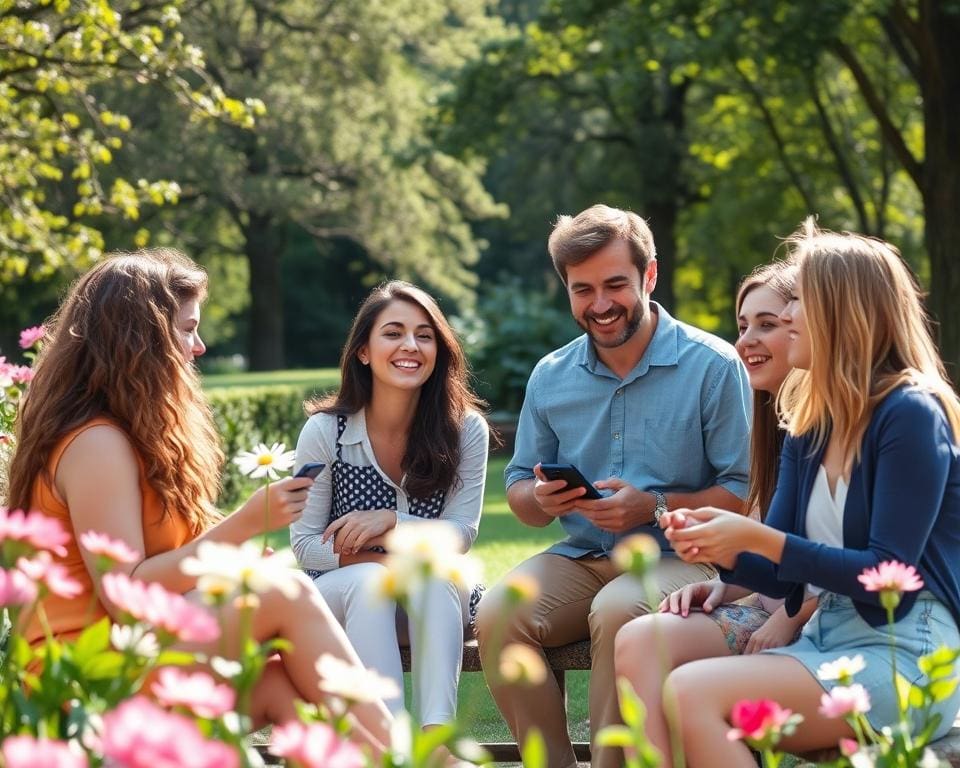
719, 385, 960, 628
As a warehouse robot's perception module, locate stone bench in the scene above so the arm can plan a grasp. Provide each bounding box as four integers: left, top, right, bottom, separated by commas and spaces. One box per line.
401, 638, 592, 763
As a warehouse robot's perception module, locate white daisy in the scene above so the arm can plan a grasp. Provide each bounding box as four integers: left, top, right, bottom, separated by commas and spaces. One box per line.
817, 654, 866, 682
316, 653, 401, 703
110, 623, 160, 659
232, 441, 296, 480
180, 541, 300, 599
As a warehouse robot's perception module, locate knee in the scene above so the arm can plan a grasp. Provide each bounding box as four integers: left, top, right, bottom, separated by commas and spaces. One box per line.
663, 664, 700, 727
475, 582, 539, 649
614, 616, 656, 679
589, 589, 642, 644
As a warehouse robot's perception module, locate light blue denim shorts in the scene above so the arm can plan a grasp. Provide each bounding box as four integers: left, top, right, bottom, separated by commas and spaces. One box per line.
765, 591, 960, 737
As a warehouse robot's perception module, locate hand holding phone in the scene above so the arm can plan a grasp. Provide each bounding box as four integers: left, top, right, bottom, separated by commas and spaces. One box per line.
538, 463, 603, 499
294, 462, 326, 480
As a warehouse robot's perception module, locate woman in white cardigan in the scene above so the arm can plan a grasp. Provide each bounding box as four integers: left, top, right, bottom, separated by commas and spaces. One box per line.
292, 280, 489, 727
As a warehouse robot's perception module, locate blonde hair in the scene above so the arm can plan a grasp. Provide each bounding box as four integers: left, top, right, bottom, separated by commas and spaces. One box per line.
777, 218, 960, 458
9, 250, 222, 533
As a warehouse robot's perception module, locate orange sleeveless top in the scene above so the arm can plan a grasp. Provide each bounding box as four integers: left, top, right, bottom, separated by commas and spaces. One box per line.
24, 418, 194, 645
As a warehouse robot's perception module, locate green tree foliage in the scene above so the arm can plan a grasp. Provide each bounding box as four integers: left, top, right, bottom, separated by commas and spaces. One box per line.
121, 0, 506, 369
0, 0, 262, 282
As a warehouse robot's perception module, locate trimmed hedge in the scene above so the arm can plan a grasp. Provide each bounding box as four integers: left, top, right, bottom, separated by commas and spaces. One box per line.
208, 383, 333, 507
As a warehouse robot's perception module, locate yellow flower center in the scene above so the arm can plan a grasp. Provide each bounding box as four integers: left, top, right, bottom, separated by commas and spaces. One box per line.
257, 454, 274, 466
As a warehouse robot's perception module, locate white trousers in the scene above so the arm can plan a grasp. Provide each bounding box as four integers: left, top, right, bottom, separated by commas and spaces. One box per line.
312, 562, 471, 725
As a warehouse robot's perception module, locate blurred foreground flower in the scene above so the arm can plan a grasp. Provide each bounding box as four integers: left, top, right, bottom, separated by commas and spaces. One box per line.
503, 573, 540, 605
612, 533, 660, 579
110, 624, 159, 659
1, 507, 71, 557
0, 567, 38, 607
816, 654, 866, 685
858, 560, 924, 612
271, 720, 365, 768
499, 642, 547, 686
233, 442, 296, 480
1, 735, 87, 768
818, 684, 871, 719
727, 698, 802, 751
151, 668, 236, 719
79, 530, 140, 570
316, 653, 400, 703
19, 325, 46, 350
17, 552, 83, 599
382, 520, 482, 595
101, 696, 239, 768
102, 572, 220, 643
181, 540, 299, 600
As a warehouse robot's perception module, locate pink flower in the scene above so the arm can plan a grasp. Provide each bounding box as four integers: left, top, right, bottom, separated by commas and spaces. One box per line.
0, 567, 39, 607
819, 684, 871, 719
727, 698, 795, 744
9, 365, 33, 384
17, 552, 83, 599
101, 572, 220, 643
270, 721, 365, 768
79, 531, 140, 565
0, 508, 71, 557
101, 696, 239, 768
2, 735, 88, 768
839, 737, 861, 757
19, 325, 46, 350
858, 561, 924, 594
151, 667, 236, 719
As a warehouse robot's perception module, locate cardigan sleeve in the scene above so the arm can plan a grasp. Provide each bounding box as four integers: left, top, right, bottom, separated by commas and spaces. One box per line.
776, 389, 952, 611
290, 414, 340, 572
718, 432, 802, 601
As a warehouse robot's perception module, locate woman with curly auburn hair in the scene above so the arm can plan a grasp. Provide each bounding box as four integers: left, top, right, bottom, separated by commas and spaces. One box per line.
292, 280, 490, 727
8, 249, 393, 752
658, 220, 960, 766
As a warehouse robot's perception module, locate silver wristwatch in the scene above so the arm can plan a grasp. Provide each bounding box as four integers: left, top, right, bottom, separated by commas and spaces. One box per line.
650, 490, 668, 526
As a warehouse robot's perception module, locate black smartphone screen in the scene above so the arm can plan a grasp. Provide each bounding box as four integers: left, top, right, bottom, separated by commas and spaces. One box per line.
539, 463, 603, 499
294, 462, 326, 479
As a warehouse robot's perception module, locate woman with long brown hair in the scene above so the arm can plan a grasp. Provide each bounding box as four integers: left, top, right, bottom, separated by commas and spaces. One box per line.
8, 249, 393, 751
292, 280, 489, 727
660, 221, 960, 765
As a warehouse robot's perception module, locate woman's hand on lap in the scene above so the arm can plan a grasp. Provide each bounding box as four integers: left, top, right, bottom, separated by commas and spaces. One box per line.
323, 509, 397, 555
659, 580, 726, 617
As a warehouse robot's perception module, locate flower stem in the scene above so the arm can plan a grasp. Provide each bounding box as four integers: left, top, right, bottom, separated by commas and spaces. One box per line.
262, 478, 271, 555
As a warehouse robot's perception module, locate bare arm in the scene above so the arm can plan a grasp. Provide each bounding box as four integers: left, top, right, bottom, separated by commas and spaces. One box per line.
57, 425, 310, 613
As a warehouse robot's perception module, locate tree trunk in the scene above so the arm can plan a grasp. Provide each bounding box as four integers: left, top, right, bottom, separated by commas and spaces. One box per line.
647, 199, 677, 313
920, 1, 960, 379
244, 213, 287, 371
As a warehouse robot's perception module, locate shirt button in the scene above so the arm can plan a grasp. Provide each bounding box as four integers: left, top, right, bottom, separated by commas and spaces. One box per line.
615, 388, 623, 395
613, 432, 621, 440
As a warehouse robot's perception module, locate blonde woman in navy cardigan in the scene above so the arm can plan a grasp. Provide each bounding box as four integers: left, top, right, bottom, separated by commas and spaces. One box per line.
659, 220, 960, 767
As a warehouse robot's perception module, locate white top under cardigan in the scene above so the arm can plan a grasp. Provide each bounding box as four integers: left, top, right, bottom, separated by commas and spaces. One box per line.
804, 465, 849, 596
290, 408, 489, 573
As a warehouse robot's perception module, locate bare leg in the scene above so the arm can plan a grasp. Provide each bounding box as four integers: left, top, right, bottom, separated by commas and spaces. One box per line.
183, 571, 392, 754
615, 612, 730, 766
666, 655, 854, 768
250, 658, 300, 730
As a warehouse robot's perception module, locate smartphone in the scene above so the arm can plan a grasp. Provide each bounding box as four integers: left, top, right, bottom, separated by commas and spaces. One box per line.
294, 462, 326, 480
539, 463, 603, 499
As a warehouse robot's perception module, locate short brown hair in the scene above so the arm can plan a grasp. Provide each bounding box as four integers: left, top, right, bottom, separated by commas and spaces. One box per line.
547, 204, 657, 283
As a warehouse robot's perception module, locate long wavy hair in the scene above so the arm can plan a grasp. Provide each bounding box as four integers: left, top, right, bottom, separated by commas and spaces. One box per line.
8, 250, 222, 533
778, 218, 960, 457
736, 259, 798, 518
307, 281, 486, 498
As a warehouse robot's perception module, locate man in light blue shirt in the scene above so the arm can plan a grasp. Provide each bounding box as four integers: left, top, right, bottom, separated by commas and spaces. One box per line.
475, 204, 751, 768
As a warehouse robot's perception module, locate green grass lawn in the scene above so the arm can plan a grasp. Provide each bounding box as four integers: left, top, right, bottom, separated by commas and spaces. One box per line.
202, 367, 340, 391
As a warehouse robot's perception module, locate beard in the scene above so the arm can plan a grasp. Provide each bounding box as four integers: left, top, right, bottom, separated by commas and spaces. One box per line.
576, 299, 644, 348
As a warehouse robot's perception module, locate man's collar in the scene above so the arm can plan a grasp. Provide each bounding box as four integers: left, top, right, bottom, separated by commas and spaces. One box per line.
579, 302, 679, 379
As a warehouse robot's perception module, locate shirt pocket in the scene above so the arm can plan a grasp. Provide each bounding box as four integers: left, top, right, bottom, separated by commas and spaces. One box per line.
643, 417, 698, 484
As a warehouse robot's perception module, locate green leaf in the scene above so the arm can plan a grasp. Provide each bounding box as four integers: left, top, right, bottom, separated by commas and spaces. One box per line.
71, 617, 111, 664
80, 650, 125, 679
521, 728, 547, 768
895, 673, 912, 711
596, 725, 635, 748
929, 678, 959, 704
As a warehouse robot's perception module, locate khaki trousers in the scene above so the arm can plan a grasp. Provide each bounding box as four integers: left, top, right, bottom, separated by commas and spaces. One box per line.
475, 552, 715, 768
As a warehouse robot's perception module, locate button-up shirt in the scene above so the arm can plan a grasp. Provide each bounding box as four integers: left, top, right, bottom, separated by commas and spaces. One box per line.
505, 302, 751, 558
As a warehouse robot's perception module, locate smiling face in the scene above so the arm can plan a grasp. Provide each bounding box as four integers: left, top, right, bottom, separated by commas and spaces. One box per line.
359, 299, 438, 392
735, 285, 792, 395
566, 238, 656, 349
781, 288, 812, 370
175, 297, 206, 363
